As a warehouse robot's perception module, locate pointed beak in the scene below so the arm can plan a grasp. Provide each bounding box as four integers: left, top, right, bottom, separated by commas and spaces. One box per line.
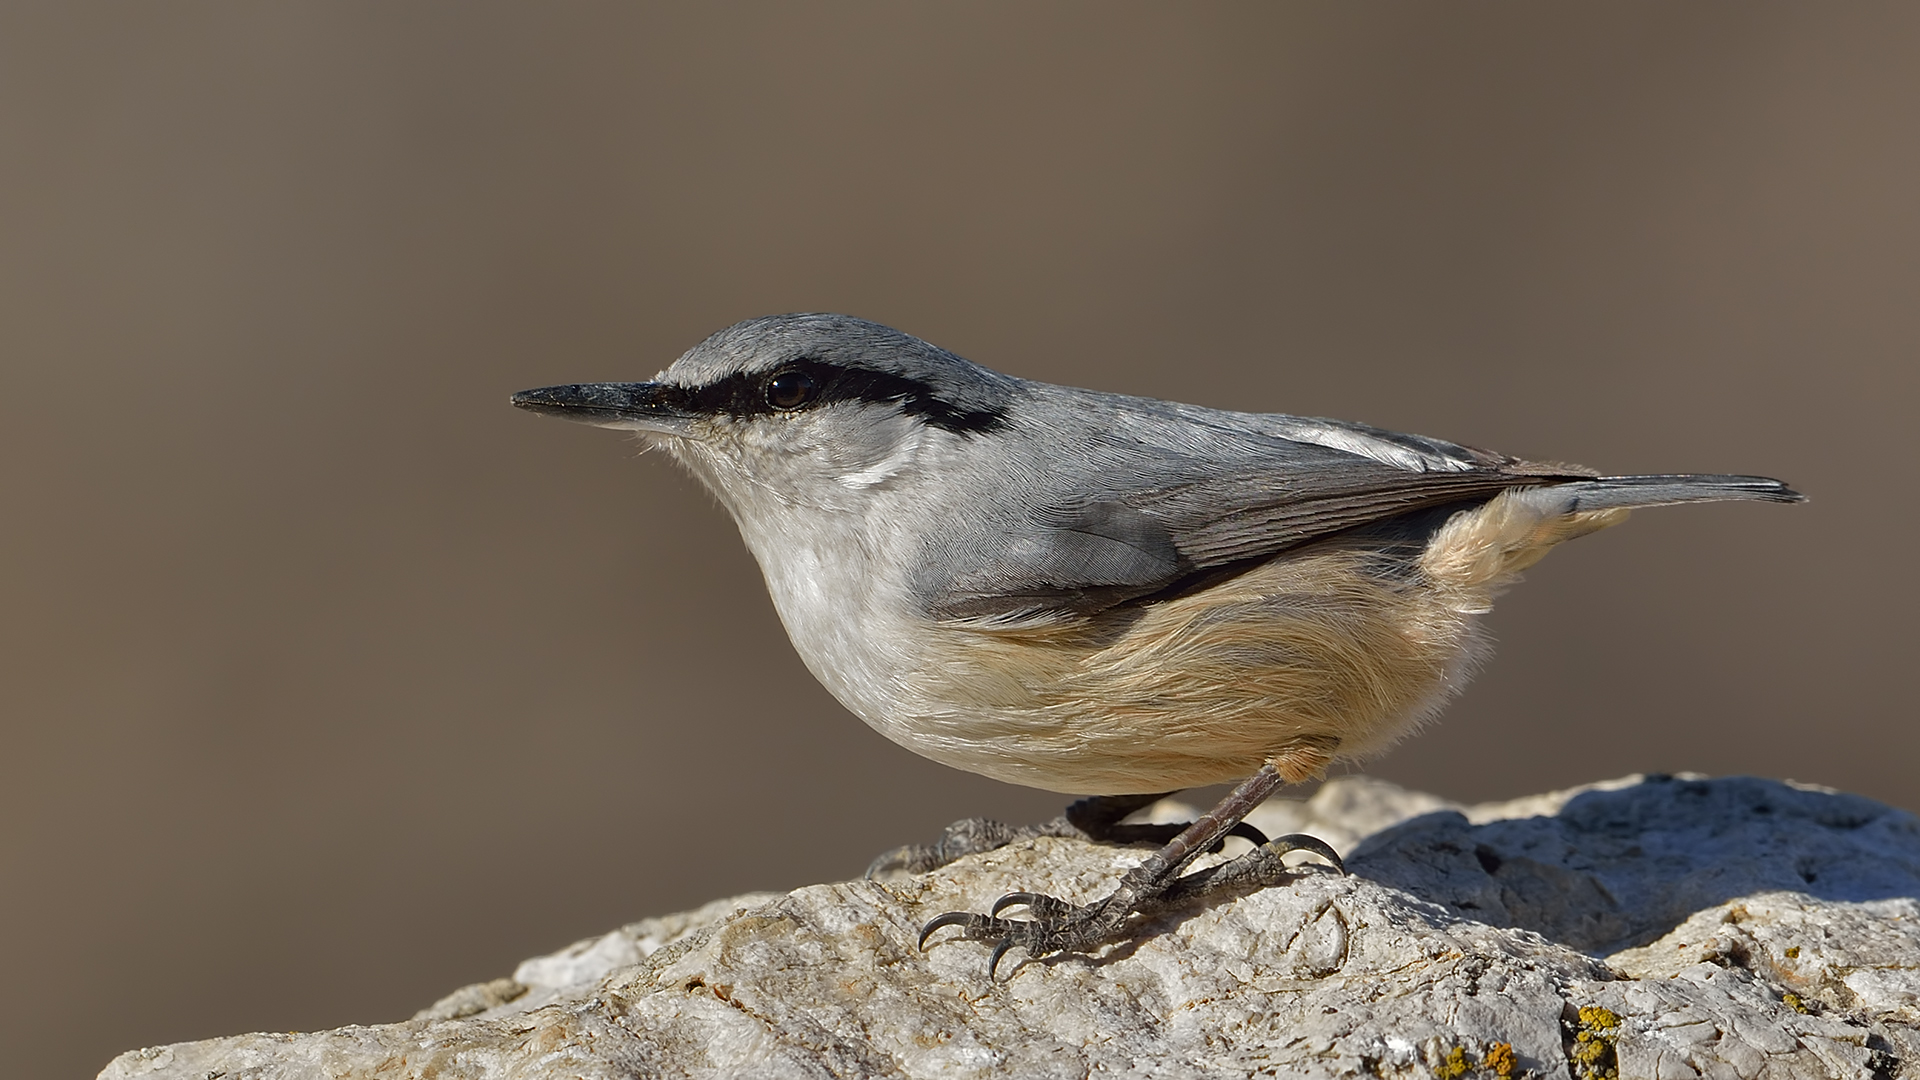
510, 382, 696, 434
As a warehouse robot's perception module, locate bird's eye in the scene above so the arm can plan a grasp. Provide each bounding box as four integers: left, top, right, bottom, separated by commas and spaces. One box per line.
765, 369, 817, 411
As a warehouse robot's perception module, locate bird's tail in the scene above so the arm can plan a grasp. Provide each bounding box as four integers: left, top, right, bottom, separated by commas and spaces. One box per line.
1551, 473, 1806, 512
1419, 473, 1804, 609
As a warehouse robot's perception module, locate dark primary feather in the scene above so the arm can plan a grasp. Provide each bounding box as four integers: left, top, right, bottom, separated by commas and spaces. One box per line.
1544, 474, 1804, 511
1130, 460, 1566, 569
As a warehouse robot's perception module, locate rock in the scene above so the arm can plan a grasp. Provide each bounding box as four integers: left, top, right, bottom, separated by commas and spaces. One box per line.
99, 774, 1920, 1079
412, 893, 788, 1022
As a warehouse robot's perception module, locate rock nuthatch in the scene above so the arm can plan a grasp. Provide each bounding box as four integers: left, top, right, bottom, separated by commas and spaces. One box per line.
513, 313, 1803, 975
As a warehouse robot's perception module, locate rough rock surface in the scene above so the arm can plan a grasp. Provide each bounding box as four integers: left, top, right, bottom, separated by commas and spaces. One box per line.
100, 774, 1920, 1079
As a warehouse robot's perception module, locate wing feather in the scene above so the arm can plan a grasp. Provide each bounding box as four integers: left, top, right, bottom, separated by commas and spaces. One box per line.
916, 397, 1584, 626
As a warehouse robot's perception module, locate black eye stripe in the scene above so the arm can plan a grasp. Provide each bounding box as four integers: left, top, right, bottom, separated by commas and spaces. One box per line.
685, 359, 1007, 435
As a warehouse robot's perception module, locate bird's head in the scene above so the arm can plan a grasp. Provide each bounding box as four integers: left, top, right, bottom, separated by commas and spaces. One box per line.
512, 314, 1018, 514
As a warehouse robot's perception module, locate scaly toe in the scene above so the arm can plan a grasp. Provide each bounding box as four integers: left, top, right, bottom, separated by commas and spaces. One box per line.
866, 844, 935, 879
990, 891, 1076, 919
918, 909, 1015, 949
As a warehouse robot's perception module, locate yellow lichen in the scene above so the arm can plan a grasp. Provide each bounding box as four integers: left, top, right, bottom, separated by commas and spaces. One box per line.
1433, 1045, 1471, 1078
1569, 1006, 1621, 1080
1429, 1041, 1517, 1078
1577, 1006, 1620, 1030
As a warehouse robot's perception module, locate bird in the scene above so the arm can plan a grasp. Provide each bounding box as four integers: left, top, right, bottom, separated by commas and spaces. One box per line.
511, 312, 1803, 976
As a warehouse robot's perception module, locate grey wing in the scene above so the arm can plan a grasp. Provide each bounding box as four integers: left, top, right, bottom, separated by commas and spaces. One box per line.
918, 495, 1192, 624
916, 409, 1576, 625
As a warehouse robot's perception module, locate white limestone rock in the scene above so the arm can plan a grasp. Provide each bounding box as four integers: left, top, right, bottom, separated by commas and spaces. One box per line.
100, 775, 1920, 1079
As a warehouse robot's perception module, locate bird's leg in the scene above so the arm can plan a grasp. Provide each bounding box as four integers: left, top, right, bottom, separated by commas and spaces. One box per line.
865, 791, 1269, 878
918, 739, 1345, 977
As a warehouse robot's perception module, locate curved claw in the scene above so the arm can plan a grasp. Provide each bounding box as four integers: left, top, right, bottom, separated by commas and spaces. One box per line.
918, 910, 987, 950
1271, 832, 1346, 874
865, 846, 913, 880
1228, 821, 1271, 847
990, 891, 1042, 917
990, 891, 1074, 919
987, 937, 1020, 980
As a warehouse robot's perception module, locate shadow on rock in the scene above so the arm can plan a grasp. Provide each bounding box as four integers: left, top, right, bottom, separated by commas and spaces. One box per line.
1348, 774, 1920, 954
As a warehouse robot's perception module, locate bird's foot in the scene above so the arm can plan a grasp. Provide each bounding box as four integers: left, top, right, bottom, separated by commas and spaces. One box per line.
917, 889, 1135, 979
865, 792, 1269, 878
918, 832, 1345, 977
866, 816, 1049, 877
1155, 832, 1345, 906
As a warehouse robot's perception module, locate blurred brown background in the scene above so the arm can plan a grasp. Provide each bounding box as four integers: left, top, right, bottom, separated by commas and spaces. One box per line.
2, 3, 1913, 1075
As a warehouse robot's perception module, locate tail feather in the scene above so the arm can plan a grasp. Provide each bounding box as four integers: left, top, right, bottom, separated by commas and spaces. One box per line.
1420, 473, 1803, 603
1553, 473, 1806, 512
